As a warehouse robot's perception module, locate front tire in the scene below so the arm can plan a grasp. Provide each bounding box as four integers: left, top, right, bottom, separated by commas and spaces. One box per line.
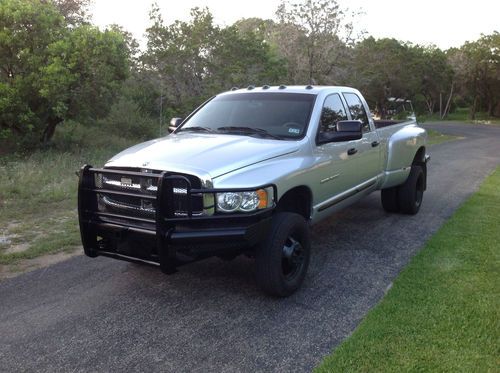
255, 212, 310, 297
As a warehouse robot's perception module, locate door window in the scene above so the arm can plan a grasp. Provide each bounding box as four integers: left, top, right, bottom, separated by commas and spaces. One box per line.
318, 94, 348, 142
343, 93, 370, 132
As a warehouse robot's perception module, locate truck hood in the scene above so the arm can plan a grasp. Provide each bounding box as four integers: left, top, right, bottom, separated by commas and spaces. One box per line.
106, 132, 300, 179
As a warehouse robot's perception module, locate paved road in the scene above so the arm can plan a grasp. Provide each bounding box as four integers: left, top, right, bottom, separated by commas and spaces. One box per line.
1, 123, 499, 372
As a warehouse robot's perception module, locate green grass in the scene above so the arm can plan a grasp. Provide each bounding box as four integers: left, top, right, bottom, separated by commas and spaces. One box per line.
0, 122, 137, 265
316, 167, 500, 372
419, 108, 500, 125
426, 128, 461, 146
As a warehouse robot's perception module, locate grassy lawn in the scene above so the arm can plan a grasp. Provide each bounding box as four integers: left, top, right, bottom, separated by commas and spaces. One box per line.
426, 128, 461, 146
316, 167, 500, 372
0, 123, 136, 266
419, 108, 500, 125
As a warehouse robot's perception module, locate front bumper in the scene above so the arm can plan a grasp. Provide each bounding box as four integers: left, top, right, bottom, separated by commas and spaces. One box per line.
78, 165, 274, 273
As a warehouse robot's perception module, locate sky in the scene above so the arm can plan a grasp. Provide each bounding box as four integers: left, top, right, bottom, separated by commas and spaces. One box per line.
91, 0, 500, 50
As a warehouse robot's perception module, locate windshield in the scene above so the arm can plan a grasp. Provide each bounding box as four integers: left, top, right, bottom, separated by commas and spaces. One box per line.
180, 92, 316, 140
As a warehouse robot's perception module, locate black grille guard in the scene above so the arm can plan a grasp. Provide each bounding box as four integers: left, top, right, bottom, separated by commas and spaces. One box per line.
77, 165, 276, 274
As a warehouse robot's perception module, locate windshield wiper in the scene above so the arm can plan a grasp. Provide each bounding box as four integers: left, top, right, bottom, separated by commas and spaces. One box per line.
217, 126, 283, 140
179, 126, 216, 133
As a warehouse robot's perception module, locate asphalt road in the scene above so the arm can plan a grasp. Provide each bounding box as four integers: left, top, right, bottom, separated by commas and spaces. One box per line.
1, 122, 499, 372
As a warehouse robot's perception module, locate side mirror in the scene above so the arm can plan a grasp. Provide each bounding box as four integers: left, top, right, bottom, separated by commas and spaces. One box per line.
318, 120, 363, 144
169, 117, 183, 133
336, 120, 362, 135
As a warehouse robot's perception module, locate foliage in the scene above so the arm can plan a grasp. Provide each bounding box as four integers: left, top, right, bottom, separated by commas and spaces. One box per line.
142, 6, 287, 118
47, 0, 91, 25
1, 0, 499, 153
275, 0, 360, 84
0, 0, 129, 149
448, 32, 500, 118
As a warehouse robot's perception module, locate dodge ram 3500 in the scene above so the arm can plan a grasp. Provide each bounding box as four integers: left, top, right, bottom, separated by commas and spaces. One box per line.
78, 86, 429, 296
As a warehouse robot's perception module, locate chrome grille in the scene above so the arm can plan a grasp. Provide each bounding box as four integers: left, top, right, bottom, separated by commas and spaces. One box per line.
94, 168, 205, 219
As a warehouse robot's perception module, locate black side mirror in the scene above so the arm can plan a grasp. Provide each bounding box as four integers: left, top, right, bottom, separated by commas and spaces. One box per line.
317, 120, 363, 144
336, 120, 362, 135
169, 117, 183, 133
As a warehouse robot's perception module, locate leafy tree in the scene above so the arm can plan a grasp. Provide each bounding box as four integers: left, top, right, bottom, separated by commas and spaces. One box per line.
0, 0, 129, 147
142, 6, 287, 118
143, 6, 217, 111
449, 32, 500, 118
345, 38, 416, 114
206, 25, 287, 90
416, 46, 454, 116
44, 0, 92, 25
275, 0, 361, 84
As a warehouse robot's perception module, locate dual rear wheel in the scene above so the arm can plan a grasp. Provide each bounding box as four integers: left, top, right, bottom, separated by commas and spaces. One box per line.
381, 165, 425, 215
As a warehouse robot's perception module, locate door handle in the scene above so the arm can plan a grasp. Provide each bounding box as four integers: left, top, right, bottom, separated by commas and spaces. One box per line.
347, 148, 358, 155
371, 141, 380, 147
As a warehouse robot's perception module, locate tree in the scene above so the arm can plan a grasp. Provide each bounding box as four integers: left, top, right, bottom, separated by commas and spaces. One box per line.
206, 25, 287, 90
46, 0, 92, 25
142, 6, 287, 118
143, 6, 218, 111
346, 38, 420, 115
416, 47, 454, 116
0, 0, 129, 147
449, 32, 500, 119
275, 0, 361, 84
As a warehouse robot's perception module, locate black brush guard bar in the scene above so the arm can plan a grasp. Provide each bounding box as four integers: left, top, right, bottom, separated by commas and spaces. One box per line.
78, 165, 276, 274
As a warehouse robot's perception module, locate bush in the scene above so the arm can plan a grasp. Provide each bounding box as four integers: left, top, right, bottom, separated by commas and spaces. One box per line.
98, 96, 158, 140
51, 121, 133, 153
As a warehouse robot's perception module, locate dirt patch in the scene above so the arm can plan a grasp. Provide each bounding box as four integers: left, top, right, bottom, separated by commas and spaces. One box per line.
0, 236, 12, 246
4, 242, 30, 254
0, 248, 81, 281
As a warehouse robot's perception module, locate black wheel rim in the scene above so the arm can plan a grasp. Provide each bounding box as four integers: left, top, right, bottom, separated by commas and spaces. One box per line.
415, 174, 424, 207
281, 236, 305, 281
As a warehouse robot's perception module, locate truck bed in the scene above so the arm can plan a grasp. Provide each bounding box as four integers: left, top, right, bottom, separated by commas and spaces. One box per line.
374, 119, 411, 129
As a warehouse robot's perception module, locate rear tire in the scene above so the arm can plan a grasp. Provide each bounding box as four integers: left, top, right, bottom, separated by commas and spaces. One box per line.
255, 213, 310, 297
398, 165, 425, 215
381, 187, 399, 212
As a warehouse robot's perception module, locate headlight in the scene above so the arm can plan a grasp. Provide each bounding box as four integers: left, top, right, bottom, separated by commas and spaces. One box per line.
240, 191, 260, 211
216, 188, 272, 213
216, 192, 243, 212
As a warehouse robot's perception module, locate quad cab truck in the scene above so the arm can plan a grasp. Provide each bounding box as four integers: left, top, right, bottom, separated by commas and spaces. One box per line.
78, 86, 430, 296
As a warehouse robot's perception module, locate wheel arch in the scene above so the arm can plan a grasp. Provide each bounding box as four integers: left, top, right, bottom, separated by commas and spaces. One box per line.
275, 186, 313, 221
412, 146, 428, 190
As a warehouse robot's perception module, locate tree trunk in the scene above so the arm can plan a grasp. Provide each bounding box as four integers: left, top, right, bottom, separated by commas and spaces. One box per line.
470, 96, 478, 120
425, 97, 434, 115
487, 99, 494, 117
41, 117, 62, 144
441, 83, 454, 119
439, 92, 442, 118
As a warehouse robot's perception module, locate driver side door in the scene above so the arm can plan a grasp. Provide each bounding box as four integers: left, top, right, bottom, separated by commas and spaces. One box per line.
312, 94, 361, 205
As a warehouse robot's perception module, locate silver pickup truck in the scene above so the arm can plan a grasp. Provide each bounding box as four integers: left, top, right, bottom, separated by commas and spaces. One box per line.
78, 86, 429, 296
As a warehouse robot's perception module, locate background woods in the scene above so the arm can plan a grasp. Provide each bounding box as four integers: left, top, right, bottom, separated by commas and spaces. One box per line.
0, 0, 499, 152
